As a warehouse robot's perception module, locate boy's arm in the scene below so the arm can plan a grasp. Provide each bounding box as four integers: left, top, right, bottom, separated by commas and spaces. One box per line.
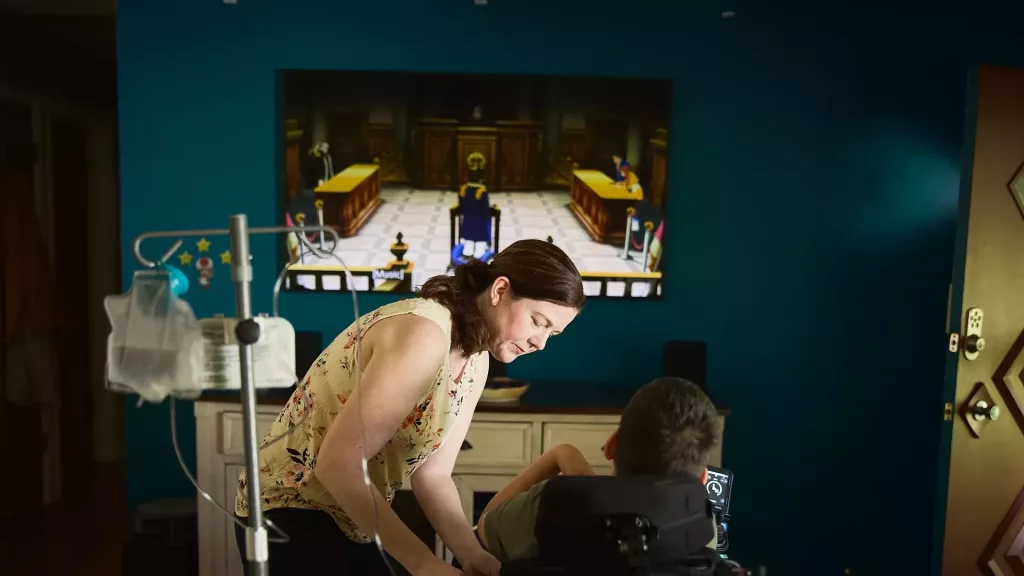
476, 445, 595, 561
482, 444, 594, 516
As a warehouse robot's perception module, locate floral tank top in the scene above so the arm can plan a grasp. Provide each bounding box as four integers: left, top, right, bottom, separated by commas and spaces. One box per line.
234, 298, 488, 542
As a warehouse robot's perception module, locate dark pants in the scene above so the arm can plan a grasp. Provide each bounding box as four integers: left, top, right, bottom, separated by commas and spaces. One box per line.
234, 509, 395, 576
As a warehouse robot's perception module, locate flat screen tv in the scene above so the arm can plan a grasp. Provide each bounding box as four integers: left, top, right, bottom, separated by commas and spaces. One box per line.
279, 71, 671, 299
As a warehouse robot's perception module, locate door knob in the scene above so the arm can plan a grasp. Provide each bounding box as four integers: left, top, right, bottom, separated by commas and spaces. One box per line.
971, 399, 1000, 422
964, 334, 986, 355
962, 382, 998, 438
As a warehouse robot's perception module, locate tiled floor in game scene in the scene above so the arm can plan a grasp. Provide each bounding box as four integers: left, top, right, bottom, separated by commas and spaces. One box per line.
296, 186, 652, 295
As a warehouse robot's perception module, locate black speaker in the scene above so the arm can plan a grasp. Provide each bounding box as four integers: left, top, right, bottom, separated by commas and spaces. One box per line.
662, 341, 707, 389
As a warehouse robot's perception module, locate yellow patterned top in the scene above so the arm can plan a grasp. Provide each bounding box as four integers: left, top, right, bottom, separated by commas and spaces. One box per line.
234, 298, 488, 542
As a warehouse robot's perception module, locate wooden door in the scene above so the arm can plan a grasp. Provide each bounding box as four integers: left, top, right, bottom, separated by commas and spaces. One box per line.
0, 97, 46, 524
940, 65, 1024, 576
52, 116, 93, 488
560, 129, 587, 168
457, 136, 497, 187
423, 130, 455, 189
499, 132, 530, 191
364, 123, 396, 163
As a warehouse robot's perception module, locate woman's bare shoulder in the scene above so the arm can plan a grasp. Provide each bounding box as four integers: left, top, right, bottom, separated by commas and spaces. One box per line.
372, 312, 445, 339
354, 314, 447, 378
361, 312, 448, 358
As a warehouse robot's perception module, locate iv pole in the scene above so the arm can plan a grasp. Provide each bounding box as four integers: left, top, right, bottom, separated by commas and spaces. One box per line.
133, 214, 342, 576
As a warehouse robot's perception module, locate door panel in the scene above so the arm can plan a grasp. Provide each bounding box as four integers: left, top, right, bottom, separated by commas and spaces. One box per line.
943, 65, 1024, 576
52, 116, 93, 486
457, 137, 497, 187
424, 132, 454, 188
0, 97, 45, 524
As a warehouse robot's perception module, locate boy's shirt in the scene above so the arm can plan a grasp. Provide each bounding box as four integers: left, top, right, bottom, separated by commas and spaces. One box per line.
479, 480, 718, 563
479, 481, 548, 561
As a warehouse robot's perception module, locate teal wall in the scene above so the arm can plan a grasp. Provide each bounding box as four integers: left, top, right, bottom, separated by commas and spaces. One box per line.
117, 0, 1023, 573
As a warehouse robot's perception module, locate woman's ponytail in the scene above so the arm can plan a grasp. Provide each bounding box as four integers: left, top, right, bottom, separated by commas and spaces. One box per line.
417, 259, 492, 353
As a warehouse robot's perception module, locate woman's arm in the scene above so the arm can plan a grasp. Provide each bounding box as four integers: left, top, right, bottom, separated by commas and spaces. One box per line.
481, 444, 594, 517
409, 374, 489, 563
315, 315, 451, 576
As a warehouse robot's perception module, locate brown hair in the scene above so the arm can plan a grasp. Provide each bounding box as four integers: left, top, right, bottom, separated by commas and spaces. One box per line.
614, 378, 719, 478
417, 239, 585, 354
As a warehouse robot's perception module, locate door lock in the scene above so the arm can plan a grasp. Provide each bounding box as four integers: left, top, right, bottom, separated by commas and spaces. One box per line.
964, 334, 986, 355
962, 382, 999, 438
970, 400, 1000, 422
963, 308, 985, 361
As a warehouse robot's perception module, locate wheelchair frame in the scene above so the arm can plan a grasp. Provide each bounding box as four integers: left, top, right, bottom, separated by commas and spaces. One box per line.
449, 203, 503, 257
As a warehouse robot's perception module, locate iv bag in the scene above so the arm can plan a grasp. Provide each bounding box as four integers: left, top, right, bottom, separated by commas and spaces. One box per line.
193, 316, 297, 390
104, 270, 204, 403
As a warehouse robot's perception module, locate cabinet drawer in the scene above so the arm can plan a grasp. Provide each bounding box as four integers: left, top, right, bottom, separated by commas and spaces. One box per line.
542, 423, 618, 469
457, 421, 533, 468
221, 413, 278, 456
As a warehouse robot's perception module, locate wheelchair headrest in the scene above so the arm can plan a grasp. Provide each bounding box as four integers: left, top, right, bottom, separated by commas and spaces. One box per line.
534, 475, 715, 572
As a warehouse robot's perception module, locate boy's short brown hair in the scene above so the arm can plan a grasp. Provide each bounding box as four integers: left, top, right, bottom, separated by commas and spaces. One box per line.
614, 377, 719, 478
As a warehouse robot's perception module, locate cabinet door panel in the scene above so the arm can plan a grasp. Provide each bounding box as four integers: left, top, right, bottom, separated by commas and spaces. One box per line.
458, 421, 533, 469
542, 423, 618, 472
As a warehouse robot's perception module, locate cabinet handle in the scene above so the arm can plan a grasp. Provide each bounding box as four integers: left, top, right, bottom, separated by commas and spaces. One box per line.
461, 440, 473, 451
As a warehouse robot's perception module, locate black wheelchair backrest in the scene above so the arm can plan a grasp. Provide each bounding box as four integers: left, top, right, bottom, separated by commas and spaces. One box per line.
533, 475, 716, 574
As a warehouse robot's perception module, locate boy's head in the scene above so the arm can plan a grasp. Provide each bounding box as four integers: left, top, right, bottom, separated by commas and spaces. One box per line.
603, 377, 719, 481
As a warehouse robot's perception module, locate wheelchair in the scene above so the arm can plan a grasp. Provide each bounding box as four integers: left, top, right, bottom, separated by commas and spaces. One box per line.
493, 475, 762, 576
448, 202, 502, 270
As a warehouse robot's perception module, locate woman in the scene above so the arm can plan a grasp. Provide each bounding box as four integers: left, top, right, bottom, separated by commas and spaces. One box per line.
234, 239, 586, 576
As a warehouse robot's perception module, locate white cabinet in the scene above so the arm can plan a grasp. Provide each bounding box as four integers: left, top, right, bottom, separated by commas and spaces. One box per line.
194, 401, 725, 576
542, 422, 619, 473
459, 421, 533, 468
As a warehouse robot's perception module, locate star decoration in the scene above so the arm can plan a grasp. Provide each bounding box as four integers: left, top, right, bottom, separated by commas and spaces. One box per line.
178, 250, 193, 266
219, 250, 232, 265
196, 237, 211, 252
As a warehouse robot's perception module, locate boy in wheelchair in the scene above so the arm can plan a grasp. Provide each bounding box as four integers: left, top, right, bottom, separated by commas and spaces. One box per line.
474, 378, 742, 575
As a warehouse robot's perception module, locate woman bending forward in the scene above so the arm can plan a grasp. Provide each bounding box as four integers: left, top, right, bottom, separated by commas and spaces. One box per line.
234, 239, 585, 576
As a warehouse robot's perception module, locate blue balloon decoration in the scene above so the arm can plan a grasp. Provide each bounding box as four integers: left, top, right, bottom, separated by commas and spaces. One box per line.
161, 263, 190, 297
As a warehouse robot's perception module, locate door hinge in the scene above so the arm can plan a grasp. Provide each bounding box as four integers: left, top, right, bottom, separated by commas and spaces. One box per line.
948, 333, 959, 353
943, 402, 954, 421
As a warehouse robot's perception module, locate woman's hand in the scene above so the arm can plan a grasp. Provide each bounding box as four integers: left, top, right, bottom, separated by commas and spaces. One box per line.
457, 547, 502, 576
553, 444, 595, 477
